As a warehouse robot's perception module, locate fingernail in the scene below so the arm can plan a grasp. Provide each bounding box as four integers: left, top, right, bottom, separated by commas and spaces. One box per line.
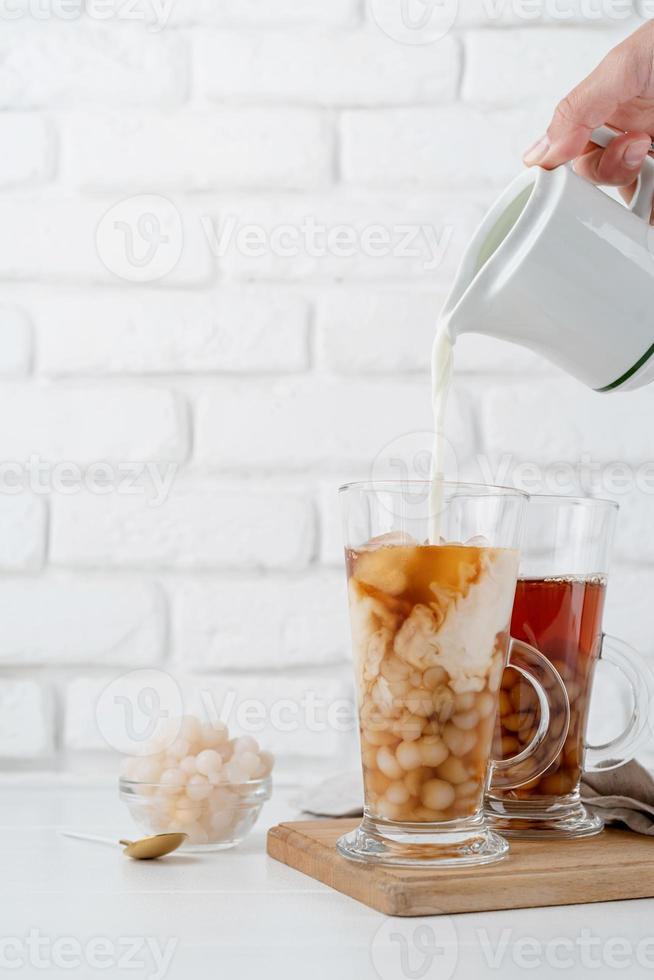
624, 138, 652, 169
523, 136, 550, 166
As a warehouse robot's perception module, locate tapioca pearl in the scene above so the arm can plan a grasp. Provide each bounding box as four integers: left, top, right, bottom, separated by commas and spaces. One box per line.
409, 671, 422, 688
361, 741, 378, 770
396, 740, 423, 771
254, 750, 274, 778
160, 768, 185, 795
476, 691, 496, 719
452, 709, 479, 731
180, 715, 203, 746
236, 751, 260, 780
131, 757, 163, 782
391, 713, 423, 742
500, 735, 520, 756
432, 688, 455, 723
423, 666, 447, 691
518, 725, 538, 745
377, 745, 404, 780
366, 769, 392, 798
223, 758, 250, 784
487, 655, 505, 693
386, 780, 411, 806
172, 803, 200, 826
404, 689, 433, 718
500, 666, 519, 691
435, 756, 469, 785
443, 724, 477, 757
419, 736, 448, 768
510, 681, 538, 712
168, 737, 191, 760
374, 798, 407, 821
200, 720, 229, 747
381, 657, 411, 682
363, 726, 397, 747
410, 805, 448, 822
180, 755, 198, 776
502, 711, 535, 734
564, 679, 581, 703
195, 749, 223, 777
455, 779, 480, 798
232, 735, 260, 755
454, 692, 476, 712
185, 822, 210, 846
421, 778, 455, 811
210, 809, 235, 836
186, 774, 212, 801
498, 691, 512, 717
207, 768, 224, 786
404, 766, 431, 798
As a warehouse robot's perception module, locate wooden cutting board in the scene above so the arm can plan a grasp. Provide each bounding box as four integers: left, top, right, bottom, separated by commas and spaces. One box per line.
267, 818, 654, 917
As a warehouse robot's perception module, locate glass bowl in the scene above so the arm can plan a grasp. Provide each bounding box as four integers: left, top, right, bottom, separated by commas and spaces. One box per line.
119, 775, 272, 851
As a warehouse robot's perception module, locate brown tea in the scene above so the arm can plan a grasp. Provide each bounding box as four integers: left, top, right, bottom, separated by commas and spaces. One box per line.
495, 576, 607, 798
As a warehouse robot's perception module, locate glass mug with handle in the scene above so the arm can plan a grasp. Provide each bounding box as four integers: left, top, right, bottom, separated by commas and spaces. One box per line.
486, 495, 653, 839
338, 482, 570, 868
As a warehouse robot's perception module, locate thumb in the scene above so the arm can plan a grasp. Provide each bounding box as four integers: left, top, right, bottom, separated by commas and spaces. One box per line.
524, 43, 644, 169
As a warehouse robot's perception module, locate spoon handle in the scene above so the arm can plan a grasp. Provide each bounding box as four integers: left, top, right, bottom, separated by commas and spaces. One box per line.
59, 830, 117, 848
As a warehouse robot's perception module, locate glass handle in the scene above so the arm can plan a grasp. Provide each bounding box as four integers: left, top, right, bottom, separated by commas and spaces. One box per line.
584, 634, 653, 773
490, 638, 571, 792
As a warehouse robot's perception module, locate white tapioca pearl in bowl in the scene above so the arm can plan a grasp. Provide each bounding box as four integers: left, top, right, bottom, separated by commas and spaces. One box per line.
195, 749, 223, 777
186, 774, 212, 801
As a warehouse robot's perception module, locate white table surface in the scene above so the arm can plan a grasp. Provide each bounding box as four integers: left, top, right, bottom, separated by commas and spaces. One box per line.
2, 779, 654, 980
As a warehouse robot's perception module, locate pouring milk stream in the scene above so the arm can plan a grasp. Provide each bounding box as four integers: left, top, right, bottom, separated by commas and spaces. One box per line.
428, 124, 654, 537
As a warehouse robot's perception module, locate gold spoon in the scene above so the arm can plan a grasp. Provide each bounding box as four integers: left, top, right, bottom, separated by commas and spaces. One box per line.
61, 830, 187, 859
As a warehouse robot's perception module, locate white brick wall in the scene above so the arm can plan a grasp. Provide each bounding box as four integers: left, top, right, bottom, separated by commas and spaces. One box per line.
0, 5, 652, 772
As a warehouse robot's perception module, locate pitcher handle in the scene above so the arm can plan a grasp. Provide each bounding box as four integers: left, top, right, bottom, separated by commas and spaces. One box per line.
490, 639, 570, 792
591, 125, 654, 221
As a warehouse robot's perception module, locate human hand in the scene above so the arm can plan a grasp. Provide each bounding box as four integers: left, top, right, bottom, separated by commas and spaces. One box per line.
523, 21, 654, 210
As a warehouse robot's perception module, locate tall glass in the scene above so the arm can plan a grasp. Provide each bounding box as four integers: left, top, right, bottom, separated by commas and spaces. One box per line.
339, 482, 570, 868
486, 495, 653, 839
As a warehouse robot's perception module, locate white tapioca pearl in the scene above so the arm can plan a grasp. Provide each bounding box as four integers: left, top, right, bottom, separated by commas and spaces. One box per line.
423, 666, 447, 691
476, 691, 497, 719
436, 756, 470, 785
432, 688, 455, 723
195, 749, 223, 776
386, 781, 410, 806
237, 751, 260, 780
387, 679, 410, 699
363, 726, 396, 746
419, 736, 449, 768
377, 746, 404, 780
180, 755, 198, 776
443, 724, 477, 757
374, 798, 406, 821
454, 692, 476, 712
456, 779, 481, 798
404, 689, 433, 718
391, 713, 423, 741
201, 721, 229, 747
421, 779, 455, 811
210, 810, 234, 836
232, 736, 259, 755
452, 709, 479, 731
186, 774, 212, 801
381, 657, 411, 682
185, 822, 210, 845
219, 740, 235, 762
224, 759, 250, 784
410, 805, 447, 822
207, 768, 224, 786
132, 758, 163, 782
173, 803, 199, 826
168, 737, 191, 760
180, 715, 203, 745
396, 740, 423, 771
254, 750, 274, 778
160, 768, 185, 795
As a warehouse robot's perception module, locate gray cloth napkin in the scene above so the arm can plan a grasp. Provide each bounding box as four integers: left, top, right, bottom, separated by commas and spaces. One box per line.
295, 762, 654, 836
581, 760, 654, 836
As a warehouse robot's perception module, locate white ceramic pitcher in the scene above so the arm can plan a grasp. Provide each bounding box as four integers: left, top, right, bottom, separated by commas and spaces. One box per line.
442, 126, 654, 392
